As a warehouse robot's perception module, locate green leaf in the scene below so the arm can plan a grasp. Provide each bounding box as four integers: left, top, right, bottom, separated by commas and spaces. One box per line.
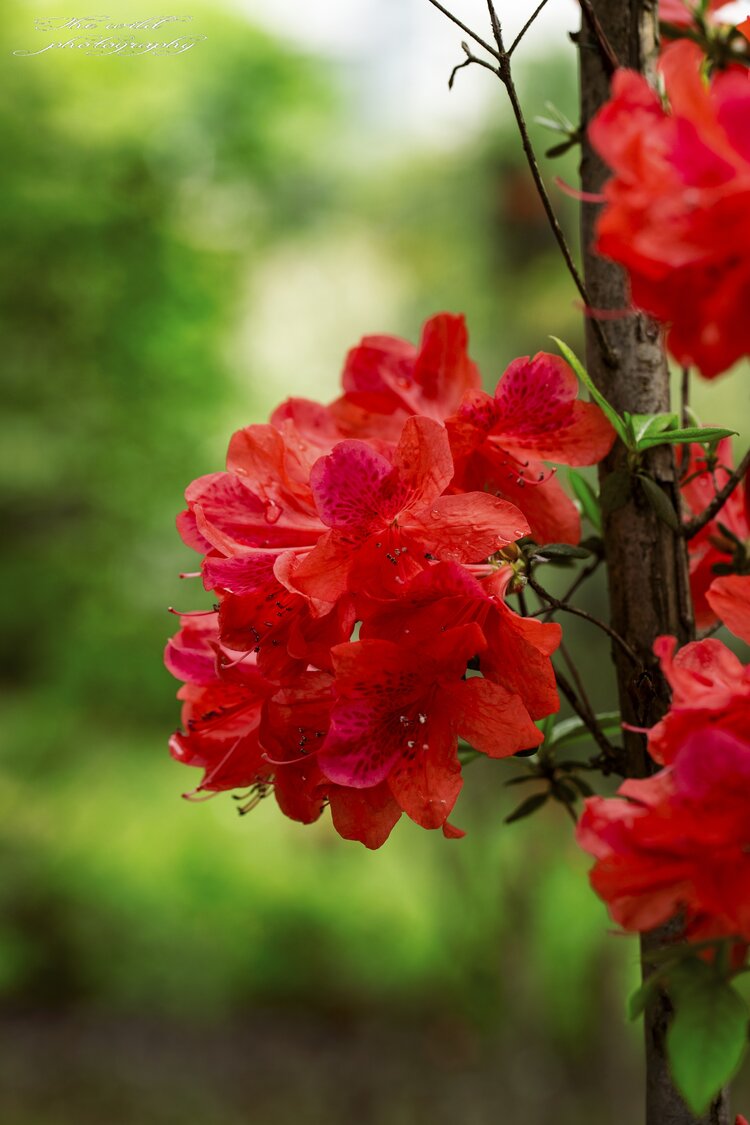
639, 475, 681, 531
638, 426, 737, 450
667, 961, 749, 1114
547, 711, 621, 749
550, 337, 631, 447
535, 542, 591, 560
568, 469, 602, 534
629, 411, 679, 445
628, 973, 661, 1021
600, 470, 631, 516
567, 774, 595, 798
505, 792, 548, 824
503, 774, 539, 788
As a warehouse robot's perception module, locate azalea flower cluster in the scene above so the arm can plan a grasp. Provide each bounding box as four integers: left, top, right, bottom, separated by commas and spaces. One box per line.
577, 579, 750, 946
682, 438, 750, 629
591, 35, 750, 377
166, 314, 615, 846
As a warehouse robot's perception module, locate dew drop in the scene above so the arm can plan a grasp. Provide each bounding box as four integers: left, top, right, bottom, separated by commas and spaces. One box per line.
418, 713, 427, 724
407, 740, 416, 748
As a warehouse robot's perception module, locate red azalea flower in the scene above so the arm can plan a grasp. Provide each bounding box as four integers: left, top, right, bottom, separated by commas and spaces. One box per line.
681, 439, 750, 628
318, 623, 542, 830
708, 573, 750, 644
177, 422, 325, 558
260, 671, 402, 848
590, 40, 750, 377
166, 620, 401, 847
578, 727, 750, 942
273, 313, 481, 447
289, 415, 529, 610
447, 352, 615, 544
203, 550, 356, 678
165, 614, 276, 795
360, 561, 561, 721
648, 635, 750, 765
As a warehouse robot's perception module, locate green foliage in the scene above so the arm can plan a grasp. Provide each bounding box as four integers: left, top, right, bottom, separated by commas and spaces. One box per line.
667, 959, 749, 1114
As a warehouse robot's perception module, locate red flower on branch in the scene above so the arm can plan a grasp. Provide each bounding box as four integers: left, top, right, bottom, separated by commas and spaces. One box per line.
578, 727, 750, 943
708, 574, 750, 644
360, 561, 561, 721
290, 415, 529, 609
319, 623, 542, 830
591, 40, 750, 377
681, 439, 750, 628
648, 634, 750, 765
447, 352, 615, 544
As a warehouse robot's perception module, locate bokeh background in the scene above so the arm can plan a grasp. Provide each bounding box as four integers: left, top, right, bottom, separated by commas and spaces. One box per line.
3, 1, 750, 1122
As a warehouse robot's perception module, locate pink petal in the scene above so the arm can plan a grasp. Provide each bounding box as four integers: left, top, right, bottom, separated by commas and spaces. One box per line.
310, 441, 394, 529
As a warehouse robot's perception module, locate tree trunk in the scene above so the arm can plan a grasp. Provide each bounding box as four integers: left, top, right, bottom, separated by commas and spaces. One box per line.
577, 3, 730, 1123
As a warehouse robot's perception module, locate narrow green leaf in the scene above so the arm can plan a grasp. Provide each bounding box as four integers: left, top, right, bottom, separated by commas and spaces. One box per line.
568, 469, 602, 534
639, 426, 737, 449
505, 792, 549, 824
535, 542, 592, 560
600, 470, 631, 516
567, 774, 595, 798
548, 711, 621, 749
629, 974, 662, 1021
639, 475, 681, 531
503, 774, 539, 788
629, 411, 679, 445
550, 337, 631, 446
668, 963, 749, 1114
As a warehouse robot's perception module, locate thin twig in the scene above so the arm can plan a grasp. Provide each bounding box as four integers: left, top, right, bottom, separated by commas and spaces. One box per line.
577, 0, 620, 75
682, 447, 750, 539
561, 640, 594, 719
554, 666, 620, 763
424, 0, 501, 59
508, 0, 550, 57
528, 576, 641, 666
483, 3, 618, 369
538, 556, 602, 621
680, 366, 690, 430
449, 46, 499, 89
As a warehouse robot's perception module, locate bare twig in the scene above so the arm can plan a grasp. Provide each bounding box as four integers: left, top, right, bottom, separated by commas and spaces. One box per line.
424, 0, 501, 59
680, 366, 690, 430
682, 447, 750, 539
425, 0, 618, 367
554, 666, 621, 764
508, 0, 550, 56
561, 640, 594, 719
449, 44, 499, 89
529, 575, 641, 666
577, 0, 620, 75
485, 3, 618, 368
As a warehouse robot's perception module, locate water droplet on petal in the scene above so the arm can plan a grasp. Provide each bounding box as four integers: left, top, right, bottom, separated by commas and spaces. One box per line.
418, 713, 427, 724
264, 501, 282, 525
430, 510, 440, 520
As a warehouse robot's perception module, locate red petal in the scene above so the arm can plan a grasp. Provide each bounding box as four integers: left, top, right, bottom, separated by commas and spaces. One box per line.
707, 575, 750, 645
447, 677, 543, 758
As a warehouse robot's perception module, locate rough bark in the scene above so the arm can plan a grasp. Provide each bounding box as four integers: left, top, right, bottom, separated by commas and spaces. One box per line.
578, 3, 730, 1123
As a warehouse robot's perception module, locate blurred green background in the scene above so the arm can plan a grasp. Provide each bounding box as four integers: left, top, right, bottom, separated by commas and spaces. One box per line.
2, 2, 749, 1123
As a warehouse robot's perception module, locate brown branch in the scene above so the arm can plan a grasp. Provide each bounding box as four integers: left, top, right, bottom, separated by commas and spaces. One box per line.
507, 0, 550, 56
528, 575, 641, 666
425, 0, 618, 368
680, 366, 690, 430
424, 0, 501, 60
577, 0, 620, 75
448, 45, 500, 89
682, 447, 750, 540
554, 666, 621, 766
